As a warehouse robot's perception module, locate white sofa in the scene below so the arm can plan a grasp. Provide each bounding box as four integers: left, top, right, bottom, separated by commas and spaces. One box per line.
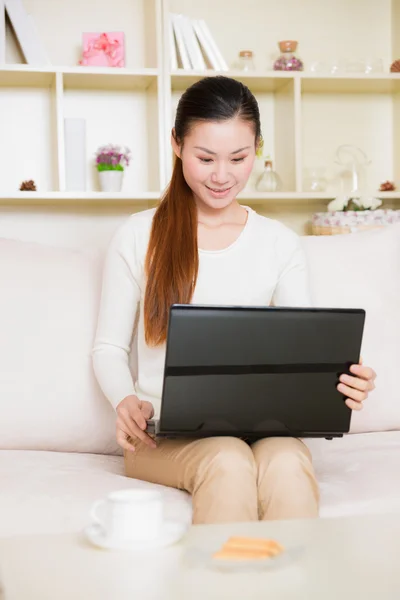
0, 221, 399, 538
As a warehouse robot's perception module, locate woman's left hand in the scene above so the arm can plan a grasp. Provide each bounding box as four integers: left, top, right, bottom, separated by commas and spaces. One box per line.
337, 359, 377, 411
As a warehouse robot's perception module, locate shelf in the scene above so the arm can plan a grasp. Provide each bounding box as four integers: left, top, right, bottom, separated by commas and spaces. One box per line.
301, 73, 400, 94
0, 66, 55, 87
4, 65, 397, 94
238, 191, 327, 203
0, 191, 398, 212
238, 191, 400, 203
170, 70, 295, 92
62, 67, 159, 91
2, 191, 398, 207
9, 191, 400, 205
371, 191, 400, 200
0, 65, 159, 90
0, 192, 161, 205
170, 69, 400, 94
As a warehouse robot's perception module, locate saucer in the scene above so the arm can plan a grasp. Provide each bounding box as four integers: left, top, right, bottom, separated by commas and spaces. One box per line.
84, 521, 188, 551
184, 543, 304, 572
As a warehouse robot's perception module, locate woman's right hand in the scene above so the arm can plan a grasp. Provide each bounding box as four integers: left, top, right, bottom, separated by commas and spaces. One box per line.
116, 394, 157, 452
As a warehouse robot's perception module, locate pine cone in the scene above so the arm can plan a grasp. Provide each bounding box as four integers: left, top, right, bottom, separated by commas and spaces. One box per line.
19, 179, 37, 191
390, 59, 400, 72
379, 180, 396, 192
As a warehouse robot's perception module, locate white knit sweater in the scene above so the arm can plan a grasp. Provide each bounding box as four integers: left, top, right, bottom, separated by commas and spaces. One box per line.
92, 206, 311, 418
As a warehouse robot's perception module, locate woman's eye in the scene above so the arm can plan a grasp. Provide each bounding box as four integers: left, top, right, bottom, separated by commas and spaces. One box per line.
198, 157, 246, 164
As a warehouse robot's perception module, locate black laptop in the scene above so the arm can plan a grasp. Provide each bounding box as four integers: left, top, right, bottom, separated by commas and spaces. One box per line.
146, 304, 365, 441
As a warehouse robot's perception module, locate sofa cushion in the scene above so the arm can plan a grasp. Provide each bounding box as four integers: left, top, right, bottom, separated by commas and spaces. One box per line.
0, 450, 192, 537
302, 224, 400, 433
0, 434, 399, 536
0, 238, 119, 454
305, 431, 400, 517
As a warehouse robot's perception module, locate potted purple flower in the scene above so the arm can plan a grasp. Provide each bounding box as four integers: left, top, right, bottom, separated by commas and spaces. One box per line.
95, 143, 131, 192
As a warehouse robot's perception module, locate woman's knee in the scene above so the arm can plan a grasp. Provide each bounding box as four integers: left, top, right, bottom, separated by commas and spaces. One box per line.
253, 437, 319, 520
252, 437, 314, 474
194, 436, 256, 487
191, 437, 258, 523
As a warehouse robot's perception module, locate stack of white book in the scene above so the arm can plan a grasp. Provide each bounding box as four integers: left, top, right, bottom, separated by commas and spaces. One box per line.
170, 13, 228, 72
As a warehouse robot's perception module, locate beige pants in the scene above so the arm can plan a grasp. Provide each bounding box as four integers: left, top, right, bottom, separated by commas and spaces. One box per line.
124, 436, 319, 525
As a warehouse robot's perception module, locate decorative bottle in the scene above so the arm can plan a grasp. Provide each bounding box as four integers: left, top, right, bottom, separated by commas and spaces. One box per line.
255, 160, 282, 192
274, 40, 303, 71
238, 50, 255, 71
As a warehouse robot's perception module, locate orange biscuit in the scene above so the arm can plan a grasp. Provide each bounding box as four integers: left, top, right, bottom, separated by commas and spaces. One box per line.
213, 548, 272, 561
212, 536, 285, 561
223, 536, 284, 553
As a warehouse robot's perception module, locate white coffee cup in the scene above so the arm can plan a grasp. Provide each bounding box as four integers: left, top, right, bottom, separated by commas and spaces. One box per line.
90, 488, 164, 544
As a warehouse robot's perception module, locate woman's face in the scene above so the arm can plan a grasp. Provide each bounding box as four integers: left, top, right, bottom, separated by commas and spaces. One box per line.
172, 117, 257, 211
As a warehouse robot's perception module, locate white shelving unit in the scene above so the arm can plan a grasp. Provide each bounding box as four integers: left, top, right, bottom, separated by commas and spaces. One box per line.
1, 0, 400, 233
1, 0, 165, 204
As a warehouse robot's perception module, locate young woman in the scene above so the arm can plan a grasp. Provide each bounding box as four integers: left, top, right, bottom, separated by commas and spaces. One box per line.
92, 76, 376, 524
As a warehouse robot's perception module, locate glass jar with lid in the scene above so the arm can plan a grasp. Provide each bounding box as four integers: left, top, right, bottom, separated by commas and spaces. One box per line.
273, 40, 303, 71
238, 50, 255, 71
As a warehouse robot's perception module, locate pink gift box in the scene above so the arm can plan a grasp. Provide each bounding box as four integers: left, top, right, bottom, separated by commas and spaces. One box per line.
79, 32, 125, 68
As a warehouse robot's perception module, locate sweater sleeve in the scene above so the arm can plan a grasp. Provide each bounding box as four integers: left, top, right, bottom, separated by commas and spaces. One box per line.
272, 227, 313, 308
92, 219, 141, 410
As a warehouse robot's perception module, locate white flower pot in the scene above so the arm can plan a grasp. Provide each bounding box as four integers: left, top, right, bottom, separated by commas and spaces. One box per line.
99, 170, 124, 192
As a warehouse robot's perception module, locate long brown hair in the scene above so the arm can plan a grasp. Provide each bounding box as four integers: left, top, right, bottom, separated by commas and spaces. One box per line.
144, 76, 261, 346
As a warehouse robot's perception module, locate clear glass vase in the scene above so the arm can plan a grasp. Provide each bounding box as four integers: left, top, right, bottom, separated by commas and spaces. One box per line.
304, 167, 328, 192
256, 160, 282, 192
